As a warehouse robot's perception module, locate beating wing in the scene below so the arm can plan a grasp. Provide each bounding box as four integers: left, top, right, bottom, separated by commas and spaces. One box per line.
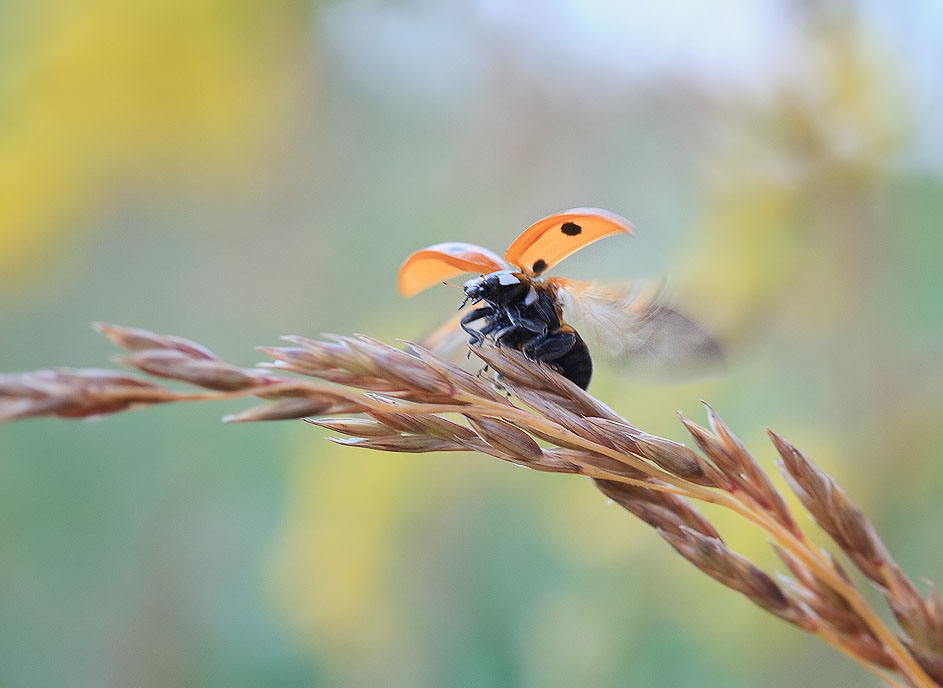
548, 278, 724, 381
398, 242, 510, 297
504, 208, 635, 278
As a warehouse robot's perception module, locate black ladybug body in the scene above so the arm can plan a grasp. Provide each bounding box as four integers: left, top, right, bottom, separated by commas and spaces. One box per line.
459, 270, 593, 390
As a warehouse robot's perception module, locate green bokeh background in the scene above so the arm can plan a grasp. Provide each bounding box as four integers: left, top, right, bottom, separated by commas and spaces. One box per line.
2, 2, 942, 686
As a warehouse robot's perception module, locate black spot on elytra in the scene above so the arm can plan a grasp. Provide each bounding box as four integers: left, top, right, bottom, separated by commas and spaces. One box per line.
560, 222, 582, 236
532, 259, 547, 274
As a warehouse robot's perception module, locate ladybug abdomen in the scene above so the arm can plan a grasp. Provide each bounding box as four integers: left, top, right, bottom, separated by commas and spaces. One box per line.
549, 334, 592, 390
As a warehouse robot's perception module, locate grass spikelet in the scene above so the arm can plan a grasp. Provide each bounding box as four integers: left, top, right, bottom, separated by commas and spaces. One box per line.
1, 323, 940, 687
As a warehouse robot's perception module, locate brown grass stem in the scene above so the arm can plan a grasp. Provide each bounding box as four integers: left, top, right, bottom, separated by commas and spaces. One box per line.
1, 324, 939, 687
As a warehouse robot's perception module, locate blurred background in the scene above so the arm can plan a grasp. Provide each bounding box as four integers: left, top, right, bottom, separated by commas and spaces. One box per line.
1, 0, 942, 686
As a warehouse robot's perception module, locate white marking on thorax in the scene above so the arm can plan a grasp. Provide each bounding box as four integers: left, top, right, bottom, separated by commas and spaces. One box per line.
524, 286, 538, 306
493, 270, 521, 285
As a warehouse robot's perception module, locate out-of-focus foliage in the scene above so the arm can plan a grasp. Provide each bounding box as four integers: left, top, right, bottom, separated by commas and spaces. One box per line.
2, 1, 942, 687
0, 0, 309, 284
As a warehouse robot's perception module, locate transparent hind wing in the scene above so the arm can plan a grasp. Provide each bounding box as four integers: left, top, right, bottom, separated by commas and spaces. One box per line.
550, 278, 724, 381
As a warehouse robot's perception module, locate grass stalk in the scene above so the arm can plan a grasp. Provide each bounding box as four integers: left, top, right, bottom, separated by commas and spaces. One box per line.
2, 324, 940, 687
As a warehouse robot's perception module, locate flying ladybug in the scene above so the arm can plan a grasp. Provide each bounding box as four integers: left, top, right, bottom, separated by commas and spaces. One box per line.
397, 208, 722, 390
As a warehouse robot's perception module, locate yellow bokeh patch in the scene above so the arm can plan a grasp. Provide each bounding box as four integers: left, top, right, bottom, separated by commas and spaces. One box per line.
0, 0, 311, 283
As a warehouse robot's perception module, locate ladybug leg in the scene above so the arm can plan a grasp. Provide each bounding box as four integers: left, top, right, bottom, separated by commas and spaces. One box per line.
478, 318, 505, 338
490, 323, 521, 346
516, 317, 548, 334
460, 306, 496, 346
490, 305, 546, 348
505, 305, 547, 334
524, 331, 577, 362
